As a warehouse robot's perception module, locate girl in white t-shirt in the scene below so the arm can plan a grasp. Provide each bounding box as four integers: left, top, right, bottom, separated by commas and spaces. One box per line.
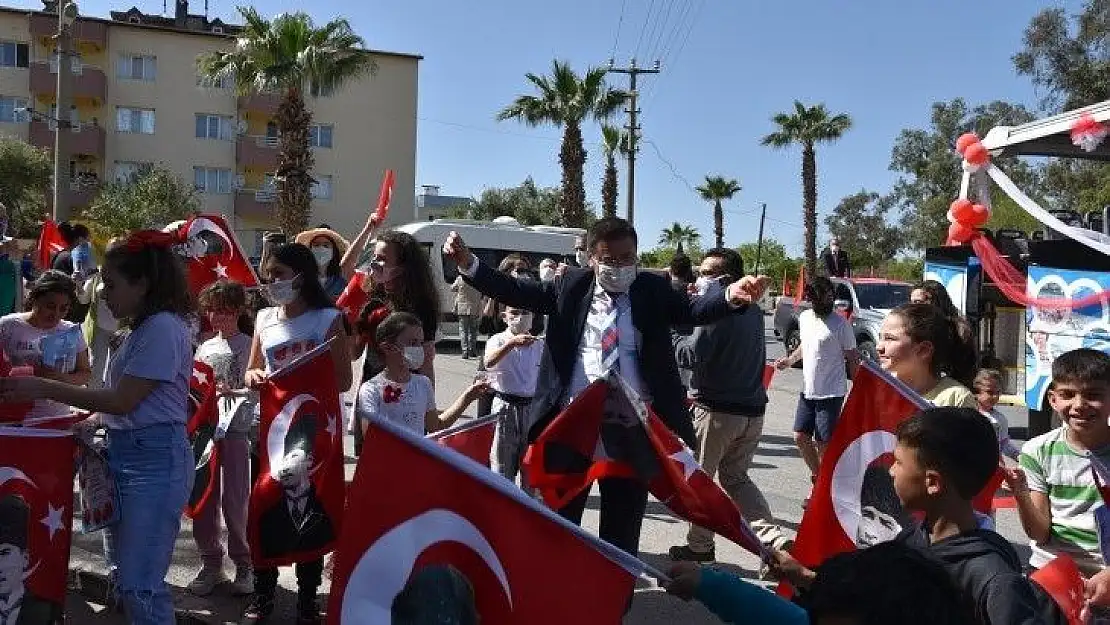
356, 312, 486, 436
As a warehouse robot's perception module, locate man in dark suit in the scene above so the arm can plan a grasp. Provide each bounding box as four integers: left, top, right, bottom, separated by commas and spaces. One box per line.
259, 415, 334, 561
0, 494, 60, 625
820, 237, 851, 278
445, 217, 766, 560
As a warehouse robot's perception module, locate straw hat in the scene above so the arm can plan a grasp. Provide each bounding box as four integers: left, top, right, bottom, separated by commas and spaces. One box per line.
295, 228, 350, 254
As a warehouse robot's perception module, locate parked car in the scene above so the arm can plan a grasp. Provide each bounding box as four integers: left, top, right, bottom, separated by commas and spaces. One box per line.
772, 277, 913, 361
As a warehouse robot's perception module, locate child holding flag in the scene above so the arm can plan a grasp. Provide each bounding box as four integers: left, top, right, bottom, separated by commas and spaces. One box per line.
483, 305, 543, 482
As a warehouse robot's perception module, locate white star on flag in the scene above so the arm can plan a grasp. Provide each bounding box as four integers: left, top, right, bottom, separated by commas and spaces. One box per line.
40, 503, 65, 541
193, 368, 207, 385
670, 447, 700, 480
214, 263, 229, 278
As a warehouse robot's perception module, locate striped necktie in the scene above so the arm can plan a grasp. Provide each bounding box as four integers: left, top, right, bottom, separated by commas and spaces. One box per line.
600, 292, 621, 374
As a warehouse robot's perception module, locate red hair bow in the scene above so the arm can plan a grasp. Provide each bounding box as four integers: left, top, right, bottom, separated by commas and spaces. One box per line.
124, 229, 182, 252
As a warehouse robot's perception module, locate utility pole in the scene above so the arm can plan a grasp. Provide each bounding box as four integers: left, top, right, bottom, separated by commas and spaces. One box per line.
607, 58, 659, 227
53, 1, 78, 222
754, 203, 767, 274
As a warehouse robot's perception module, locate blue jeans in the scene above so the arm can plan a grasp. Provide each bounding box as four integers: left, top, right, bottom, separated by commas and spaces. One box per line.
102, 423, 193, 624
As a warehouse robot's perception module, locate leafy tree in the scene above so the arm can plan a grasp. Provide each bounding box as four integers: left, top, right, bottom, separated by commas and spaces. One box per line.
882, 257, 925, 283
761, 101, 852, 275
83, 164, 198, 237
0, 138, 51, 238
639, 243, 702, 269
888, 98, 1041, 250
657, 222, 700, 250
695, 176, 741, 248
498, 60, 627, 227
825, 190, 903, 272
600, 124, 627, 218
443, 177, 597, 227
737, 238, 800, 289
198, 8, 375, 235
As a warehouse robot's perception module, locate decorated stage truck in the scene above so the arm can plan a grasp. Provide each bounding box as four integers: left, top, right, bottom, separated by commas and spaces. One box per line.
924, 100, 1110, 438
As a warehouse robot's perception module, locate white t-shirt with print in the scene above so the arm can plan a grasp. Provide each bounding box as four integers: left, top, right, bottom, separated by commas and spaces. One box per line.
356, 372, 435, 436
0, 313, 88, 418
483, 330, 543, 397
799, 309, 856, 399
255, 306, 339, 373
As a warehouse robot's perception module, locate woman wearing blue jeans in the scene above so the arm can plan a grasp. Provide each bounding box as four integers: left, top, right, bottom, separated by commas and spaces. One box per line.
0, 230, 195, 624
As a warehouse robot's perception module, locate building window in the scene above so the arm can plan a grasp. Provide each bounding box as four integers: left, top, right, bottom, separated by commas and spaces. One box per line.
194, 167, 232, 194
116, 107, 155, 134
114, 161, 150, 183
311, 175, 333, 200
195, 114, 234, 140
0, 97, 28, 123
116, 54, 156, 82
309, 124, 333, 149
197, 72, 234, 89
0, 42, 28, 69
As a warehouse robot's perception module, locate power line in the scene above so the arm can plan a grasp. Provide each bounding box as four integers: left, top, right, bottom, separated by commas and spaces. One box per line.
634, 0, 658, 59
646, 0, 677, 62
610, 0, 628, 59
643, 0, 705, 108
654, 0, 694, 64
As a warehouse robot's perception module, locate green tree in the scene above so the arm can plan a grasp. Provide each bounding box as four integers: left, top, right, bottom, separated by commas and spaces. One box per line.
0, 138, 51, 238
657, 222, 700, 250
883, 257, 925, 283
761, 101, 852, 275
737, 238, 800, 288
888, 98, 1041, 250
695, 175, 741, 248
497, 60, 627, 227
600, 124, 626, 218
639, 243, 702, 269
825, 190, 903, 272
83, 164, 198, 237
198, 8, 375, 235
443, 177, 596, 226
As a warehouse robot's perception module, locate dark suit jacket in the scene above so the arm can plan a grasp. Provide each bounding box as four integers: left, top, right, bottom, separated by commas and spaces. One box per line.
464, 262, 738, 445
259, 487, 335, 560
13, 590, 60, 625
821, 248, 851, 278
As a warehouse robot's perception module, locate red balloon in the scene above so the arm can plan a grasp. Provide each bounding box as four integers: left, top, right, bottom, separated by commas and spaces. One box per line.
964, 142, 990, 166
967, 204, 991, 227
948, 222, 976, 244
956, 132, 980, 155
950, 199, 975, 223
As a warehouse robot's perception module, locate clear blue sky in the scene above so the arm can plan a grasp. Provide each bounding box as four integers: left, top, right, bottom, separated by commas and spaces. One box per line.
13, 0, 1069, 254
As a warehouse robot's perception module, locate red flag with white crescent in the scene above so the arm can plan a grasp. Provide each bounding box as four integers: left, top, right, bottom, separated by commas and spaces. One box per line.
249, 341, 344, 568
36, 219, 66, 270
177, 214, 260, 297
328, 416, 643, 624
185, 360, 220, 519
335, 270, 369, 328
428, 413, 500, 467
0, 426, 76, 620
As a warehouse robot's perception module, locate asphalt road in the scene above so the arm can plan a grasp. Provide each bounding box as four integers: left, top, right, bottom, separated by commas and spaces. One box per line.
65, 315, 1032, 623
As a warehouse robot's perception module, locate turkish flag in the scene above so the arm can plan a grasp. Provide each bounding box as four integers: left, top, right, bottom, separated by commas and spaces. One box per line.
22, 411, 88, 430
428, 413, 500, 467
249, 341, 344, 568
1089, 451, 1110, 507
336, 270, 369, 329
36, 219, 66, 270
0, 349, 33, 423
0, 426, 77, 616
371, 169, 394, 227
1030, 555, 1085, 625
328, 416, 643, 624
185, 360, 220, 519
175, 214, 260, 297
524, 374, 766, 558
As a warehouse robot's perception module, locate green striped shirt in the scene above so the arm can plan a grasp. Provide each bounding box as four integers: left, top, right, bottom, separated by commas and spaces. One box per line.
1019, 427, 1110, 574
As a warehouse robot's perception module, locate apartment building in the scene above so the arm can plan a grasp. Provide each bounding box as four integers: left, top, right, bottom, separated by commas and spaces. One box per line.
0, 0, 419, 255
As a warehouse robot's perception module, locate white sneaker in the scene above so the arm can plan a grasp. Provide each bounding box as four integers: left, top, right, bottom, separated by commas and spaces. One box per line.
231, 564, 254, 596
187, 566, 227, 596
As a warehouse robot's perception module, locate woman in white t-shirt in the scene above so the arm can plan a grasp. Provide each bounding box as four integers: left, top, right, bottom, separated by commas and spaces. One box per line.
775, 276, 858, 492
0, 270, 91, 419
241, 243, 352, 624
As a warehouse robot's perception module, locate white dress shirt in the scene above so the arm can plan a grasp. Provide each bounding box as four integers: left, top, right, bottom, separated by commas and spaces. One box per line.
567, 283, 647, 403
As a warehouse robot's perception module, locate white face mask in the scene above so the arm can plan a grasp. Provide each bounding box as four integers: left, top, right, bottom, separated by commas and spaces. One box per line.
506, 313, 533, 334
596, 264, 637, 293
402, 345, 424, 370
311, 245, 333, 268
265, 277, 298, 305
575, 251, 588, 266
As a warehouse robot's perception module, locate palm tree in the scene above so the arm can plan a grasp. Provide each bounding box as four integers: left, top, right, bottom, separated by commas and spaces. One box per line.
498, 60, 627, 228
198, 8, 375, 235
658, 222, 700, 250
761, 101, 852, 275
600, 124, 628, 219
695, 176, 742, 248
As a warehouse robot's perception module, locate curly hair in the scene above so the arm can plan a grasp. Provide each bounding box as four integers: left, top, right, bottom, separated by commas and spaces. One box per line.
372, 230, 441, 333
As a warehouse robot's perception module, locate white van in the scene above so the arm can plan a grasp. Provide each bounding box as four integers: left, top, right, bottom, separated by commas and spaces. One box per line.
392, 216, 584, 339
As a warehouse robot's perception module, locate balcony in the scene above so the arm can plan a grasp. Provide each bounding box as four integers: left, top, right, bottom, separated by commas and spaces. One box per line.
29, 15, 108, 49
236, 134, 280, 169
45, 176, 101, 211
237, 92, 281, 115
235, 188, 277, 220
28, 120, 105, 158
29, 60, 107, 102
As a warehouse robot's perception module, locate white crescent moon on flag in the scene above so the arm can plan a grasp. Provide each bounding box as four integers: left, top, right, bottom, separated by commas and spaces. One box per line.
266, 394, 319, 479
830, 430, 897, 543
186, 217, 234, 262
340, 508, 512, 624
0, 466, 42, 580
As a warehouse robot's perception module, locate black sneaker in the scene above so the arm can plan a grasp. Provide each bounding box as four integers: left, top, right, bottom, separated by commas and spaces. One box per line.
668, 545, 715, 562
242, 593, 274, 623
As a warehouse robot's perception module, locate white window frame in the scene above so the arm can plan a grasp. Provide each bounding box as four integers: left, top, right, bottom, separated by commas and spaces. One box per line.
193, 167, 232, 194
195, 114, 233, 140
309, 124, 333, 149
114, 161, 150, 183
311, 174, 333, 200
116, 107, 155, 134
0, 42, 28, 69
0, 97, 28, 123
116, 54, 156, 82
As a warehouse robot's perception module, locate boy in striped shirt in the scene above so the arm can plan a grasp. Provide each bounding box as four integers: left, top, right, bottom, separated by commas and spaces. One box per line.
1009, 348, 1110, 577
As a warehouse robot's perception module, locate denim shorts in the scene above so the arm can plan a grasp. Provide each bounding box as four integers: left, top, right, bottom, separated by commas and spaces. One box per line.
792, 394, 845, 443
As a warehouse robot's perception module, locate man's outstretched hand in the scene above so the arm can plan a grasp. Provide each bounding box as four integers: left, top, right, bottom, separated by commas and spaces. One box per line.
442, 231, 475, 269
726, 275, 770, 307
